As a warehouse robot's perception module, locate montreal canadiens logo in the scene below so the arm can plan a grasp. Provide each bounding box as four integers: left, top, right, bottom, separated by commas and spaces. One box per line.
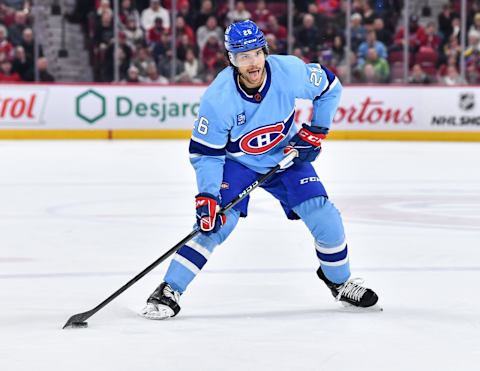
239, 123, 285, 155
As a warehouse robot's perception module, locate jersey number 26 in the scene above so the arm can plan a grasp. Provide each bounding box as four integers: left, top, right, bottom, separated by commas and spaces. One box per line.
197, 116, 209, 135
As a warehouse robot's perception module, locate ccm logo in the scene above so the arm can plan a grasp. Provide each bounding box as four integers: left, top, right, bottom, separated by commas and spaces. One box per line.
238, 181, 259, 197
300, 177, 320, 185
299, 130, 324, 145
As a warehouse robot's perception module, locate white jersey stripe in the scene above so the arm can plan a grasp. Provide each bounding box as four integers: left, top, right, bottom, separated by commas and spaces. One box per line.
315, 241, 347, 254
322, 77, 338, 94
187, 240, 211, 259
226, 151, 245, 157
189, 153, 224, 159
173, 255, 200, 275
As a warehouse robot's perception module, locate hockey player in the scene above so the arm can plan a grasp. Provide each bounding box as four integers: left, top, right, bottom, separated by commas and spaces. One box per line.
141, 20, 379, 320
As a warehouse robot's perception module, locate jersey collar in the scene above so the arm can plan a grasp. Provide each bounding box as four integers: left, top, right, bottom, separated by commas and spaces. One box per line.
234, 60, 271, 104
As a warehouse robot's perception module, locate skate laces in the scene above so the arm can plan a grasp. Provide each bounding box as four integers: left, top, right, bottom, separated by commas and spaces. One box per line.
163, 284, 180, 303
336, 278, 367, 302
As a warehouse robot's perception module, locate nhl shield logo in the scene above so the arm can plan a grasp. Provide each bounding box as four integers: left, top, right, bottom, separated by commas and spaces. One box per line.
459, 93, 475, 111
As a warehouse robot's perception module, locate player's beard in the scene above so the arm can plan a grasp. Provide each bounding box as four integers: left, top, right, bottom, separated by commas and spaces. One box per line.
239, 65, 266, 89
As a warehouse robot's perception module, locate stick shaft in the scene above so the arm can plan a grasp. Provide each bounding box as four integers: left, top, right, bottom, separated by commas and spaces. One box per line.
63, 151, 297, 327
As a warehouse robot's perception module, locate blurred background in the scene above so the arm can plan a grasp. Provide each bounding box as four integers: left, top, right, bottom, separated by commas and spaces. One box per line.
1, 0, 479, 86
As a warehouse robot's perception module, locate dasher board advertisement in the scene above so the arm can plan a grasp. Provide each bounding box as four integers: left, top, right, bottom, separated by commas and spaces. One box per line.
0, 84, 478, 139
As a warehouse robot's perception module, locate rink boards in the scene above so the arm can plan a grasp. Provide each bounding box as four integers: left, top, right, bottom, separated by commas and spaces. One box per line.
0, 83, 479, 141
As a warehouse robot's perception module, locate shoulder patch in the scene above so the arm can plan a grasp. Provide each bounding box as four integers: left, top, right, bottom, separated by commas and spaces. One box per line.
236, 112, 246, 126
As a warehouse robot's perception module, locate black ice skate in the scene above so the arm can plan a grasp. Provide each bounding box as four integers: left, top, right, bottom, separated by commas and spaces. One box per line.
317, 267, 379, 308
140, 282, 181, 320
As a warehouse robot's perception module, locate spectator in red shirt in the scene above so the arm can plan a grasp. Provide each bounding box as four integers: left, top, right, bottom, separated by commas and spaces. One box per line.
176, 15, 195, 47
0, 4, 16, 28
0, 59, 21, 82
201, 34, 220, 72
394, 15, 426, 52
147, 17, 167, 44
316, 0, 340, 17
177, 0, 195, 30
420, 22, 441, 51
265, 15, 287, 45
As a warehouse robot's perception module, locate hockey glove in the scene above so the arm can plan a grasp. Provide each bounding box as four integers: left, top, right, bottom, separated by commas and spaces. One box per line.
195, 193, 226, 234
284, 124, 328, 163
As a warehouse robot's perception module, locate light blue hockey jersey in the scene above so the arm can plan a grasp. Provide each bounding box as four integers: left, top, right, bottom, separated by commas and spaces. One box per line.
189, 54, 342, 197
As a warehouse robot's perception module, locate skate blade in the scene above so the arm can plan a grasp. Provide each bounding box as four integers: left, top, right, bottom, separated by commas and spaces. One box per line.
139, 304, 175, 320
339, 302, 383, 312
139, 310, 174, 320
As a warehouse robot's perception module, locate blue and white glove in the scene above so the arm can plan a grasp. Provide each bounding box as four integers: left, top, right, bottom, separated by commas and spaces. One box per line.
284, 124, 328, 163
195, 193, 226, 234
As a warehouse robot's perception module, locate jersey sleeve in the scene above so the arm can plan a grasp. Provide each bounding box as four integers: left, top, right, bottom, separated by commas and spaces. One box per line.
189, 98, 230, 197
293, 58, 342, 130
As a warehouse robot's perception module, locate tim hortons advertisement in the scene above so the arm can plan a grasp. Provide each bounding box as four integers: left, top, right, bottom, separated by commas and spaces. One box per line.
295, 87, 479, 131
0, 85, 478, 132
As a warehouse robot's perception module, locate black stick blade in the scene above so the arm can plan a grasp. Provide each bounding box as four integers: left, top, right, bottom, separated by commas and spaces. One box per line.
63, 311, 92, 329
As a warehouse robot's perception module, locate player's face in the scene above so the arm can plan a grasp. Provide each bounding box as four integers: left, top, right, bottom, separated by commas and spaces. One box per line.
235, 48, 266, 87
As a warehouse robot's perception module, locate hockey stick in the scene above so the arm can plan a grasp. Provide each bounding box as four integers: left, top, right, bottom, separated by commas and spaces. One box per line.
62, 150, 298, 329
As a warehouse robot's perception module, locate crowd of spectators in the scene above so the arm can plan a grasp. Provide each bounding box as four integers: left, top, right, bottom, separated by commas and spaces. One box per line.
2, 0, 480, 85
74, 0, 480, 85
0, 0, 54, 82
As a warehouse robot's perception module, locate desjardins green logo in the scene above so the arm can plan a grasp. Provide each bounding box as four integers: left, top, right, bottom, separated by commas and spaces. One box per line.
76, 89, 106, 124
76, 89, 199, 125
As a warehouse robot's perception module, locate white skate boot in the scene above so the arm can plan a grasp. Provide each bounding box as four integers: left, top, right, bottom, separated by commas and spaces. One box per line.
140, 282, 181, 320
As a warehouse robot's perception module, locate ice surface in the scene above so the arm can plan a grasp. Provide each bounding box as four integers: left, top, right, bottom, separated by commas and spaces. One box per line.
1, 140, 479, 371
